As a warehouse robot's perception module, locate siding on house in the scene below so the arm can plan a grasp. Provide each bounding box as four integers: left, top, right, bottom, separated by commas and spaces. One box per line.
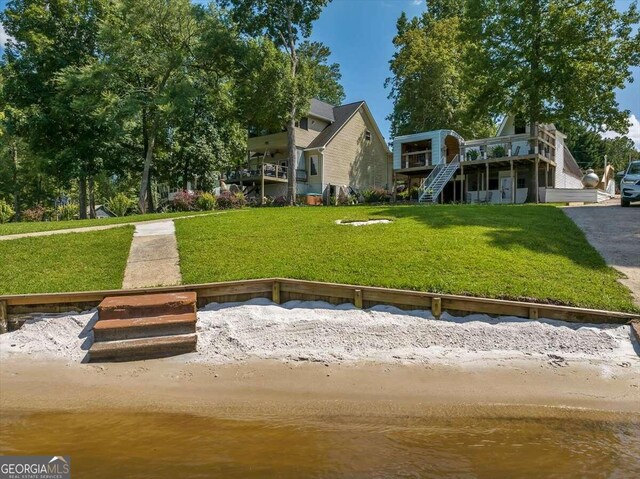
322, 108, 392, 190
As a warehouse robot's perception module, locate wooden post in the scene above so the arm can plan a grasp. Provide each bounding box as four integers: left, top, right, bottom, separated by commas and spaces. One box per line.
0, 300, 7, 334
545, 162, 550, 188
510, 160, 515, 204
453, 179, 457, 202
529, 307, 539, 321
272, 280, 281, 304
476, 169, 480, 202
534, 157, 540, 204
432, 297, 442, 319
354, 289, 363, 309
485, 162, 490, 197
460, 163, 465, 203
260, 160, 265, 206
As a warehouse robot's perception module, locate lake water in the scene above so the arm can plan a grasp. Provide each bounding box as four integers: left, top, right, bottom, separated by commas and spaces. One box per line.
1, 409, 639, 478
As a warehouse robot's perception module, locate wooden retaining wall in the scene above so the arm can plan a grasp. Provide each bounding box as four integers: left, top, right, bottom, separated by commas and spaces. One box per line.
1, 278, 638, 332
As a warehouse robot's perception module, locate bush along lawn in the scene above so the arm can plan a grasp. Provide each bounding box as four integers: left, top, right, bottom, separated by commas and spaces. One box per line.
0, 210, 216, 236
0, 226, 134, 295
175, 205, 638, 313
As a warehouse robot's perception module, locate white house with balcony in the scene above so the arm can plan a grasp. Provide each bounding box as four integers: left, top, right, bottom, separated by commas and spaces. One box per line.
391, 115, 606, 204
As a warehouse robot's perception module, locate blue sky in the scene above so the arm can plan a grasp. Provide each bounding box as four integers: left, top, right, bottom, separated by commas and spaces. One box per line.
1, 0, 638, 143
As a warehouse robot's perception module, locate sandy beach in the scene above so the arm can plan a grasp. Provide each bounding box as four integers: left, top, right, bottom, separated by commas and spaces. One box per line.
1, 299, 639, 417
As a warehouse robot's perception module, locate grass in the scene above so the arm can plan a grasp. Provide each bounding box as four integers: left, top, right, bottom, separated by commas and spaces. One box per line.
0, 226, 133, 295
175, 205, 638, 312
0, 210, 215, 236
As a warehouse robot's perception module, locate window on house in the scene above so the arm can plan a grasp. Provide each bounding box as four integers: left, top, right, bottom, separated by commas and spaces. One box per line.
514, 117, 526, 135
517, 178, 526, 188
309, 156, 319, 176
489, 179, 499, 190
299, 117, 308, 130
365, 130, 371, 141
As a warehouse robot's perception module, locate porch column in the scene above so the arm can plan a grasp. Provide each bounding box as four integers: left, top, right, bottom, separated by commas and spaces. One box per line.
476, 169, 480, 202
510, 160, 515, 204
460, 163, 465, 203
485, 163, 490, 194
534, 157, 540, 204
545, 162, 550, 188
260, 157, 265, 206
453, 179, 457, 202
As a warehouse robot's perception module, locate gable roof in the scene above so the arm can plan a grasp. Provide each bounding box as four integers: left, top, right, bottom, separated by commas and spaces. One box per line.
306, 101, 364, 150
309, 99, 335, 122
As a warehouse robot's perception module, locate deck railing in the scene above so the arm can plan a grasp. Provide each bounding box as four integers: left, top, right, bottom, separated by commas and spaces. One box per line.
225, 162, 289, 181
463, 128, 556, 162
401, 150, 432, 169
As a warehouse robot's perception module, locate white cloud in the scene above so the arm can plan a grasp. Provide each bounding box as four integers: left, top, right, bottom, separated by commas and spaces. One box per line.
601, 114, 640, 149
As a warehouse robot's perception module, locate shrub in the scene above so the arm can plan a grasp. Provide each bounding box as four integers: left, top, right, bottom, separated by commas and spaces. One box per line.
22, 205, 47, 222
216, 191, 246, 210
362, 187, 390, 204
172, 190, 196, 212
108, 193, 135, 217
0, 200, 15, 223
196, 192, 216, 211
56, 203, 78, 221
467, 150, 479, 161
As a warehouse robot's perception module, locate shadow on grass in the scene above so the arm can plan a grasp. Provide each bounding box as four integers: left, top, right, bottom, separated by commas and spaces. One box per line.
368, 204, 614, 272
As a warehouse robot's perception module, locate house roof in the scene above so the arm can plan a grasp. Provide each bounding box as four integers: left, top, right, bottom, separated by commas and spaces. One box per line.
306, 101, 365, 149
309, 99, 335, 122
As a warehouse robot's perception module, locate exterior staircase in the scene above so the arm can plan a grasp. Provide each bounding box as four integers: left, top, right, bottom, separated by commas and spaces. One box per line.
89, 292, 198, 362
418, 155, 460, 203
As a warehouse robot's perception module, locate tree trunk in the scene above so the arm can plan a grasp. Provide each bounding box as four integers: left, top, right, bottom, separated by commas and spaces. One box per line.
11, 141, 20, 220
183, 155, 190, 190
139, 128, 156, 214
79, 174, 88, 219
287, 114, 297, 205
147, 171, 155, 213
526, 0, 542, 204
88, 176, 96, 219
286, 42, 299, 206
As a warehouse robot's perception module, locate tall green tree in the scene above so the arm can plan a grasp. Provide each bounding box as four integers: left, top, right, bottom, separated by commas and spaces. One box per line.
298, 41, 345, 106
92, 0, 202, 213
465, 0, 640, 136
386, 2, 494, 138
222, 0, 330, 205
1, 0, 107, 217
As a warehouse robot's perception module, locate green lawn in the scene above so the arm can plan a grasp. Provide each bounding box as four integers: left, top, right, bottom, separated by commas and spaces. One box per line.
0, 226, 133, 295
175, 205, 637, 312
0, 210, 214, 236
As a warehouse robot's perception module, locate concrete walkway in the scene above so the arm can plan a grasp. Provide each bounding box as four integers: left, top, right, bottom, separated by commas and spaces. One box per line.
0, 212, 220, 241
122, 221, 182, 289
563, 199, 640, 307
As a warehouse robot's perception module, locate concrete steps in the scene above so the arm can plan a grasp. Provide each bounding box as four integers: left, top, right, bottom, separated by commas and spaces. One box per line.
89, 292, 198, 362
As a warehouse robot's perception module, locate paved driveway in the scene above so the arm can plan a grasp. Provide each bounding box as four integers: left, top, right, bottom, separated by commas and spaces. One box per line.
563, 199, 640, 307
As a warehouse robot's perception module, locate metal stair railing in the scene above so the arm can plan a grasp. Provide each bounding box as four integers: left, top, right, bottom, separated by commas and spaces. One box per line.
418, 155, 460, 203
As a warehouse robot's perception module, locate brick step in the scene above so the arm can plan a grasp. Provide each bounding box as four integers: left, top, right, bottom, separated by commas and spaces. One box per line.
98, 292, 196, 321
88, 334, 197, 362
93, 313, 197, 342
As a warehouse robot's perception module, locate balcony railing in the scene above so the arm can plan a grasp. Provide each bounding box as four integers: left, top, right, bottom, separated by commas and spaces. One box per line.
224, 163, 312, 183
463, 128, 556, 162
401, 150, 433, 169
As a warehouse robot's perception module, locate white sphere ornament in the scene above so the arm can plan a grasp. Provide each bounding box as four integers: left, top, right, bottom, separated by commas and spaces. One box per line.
582, 169, 599, 188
